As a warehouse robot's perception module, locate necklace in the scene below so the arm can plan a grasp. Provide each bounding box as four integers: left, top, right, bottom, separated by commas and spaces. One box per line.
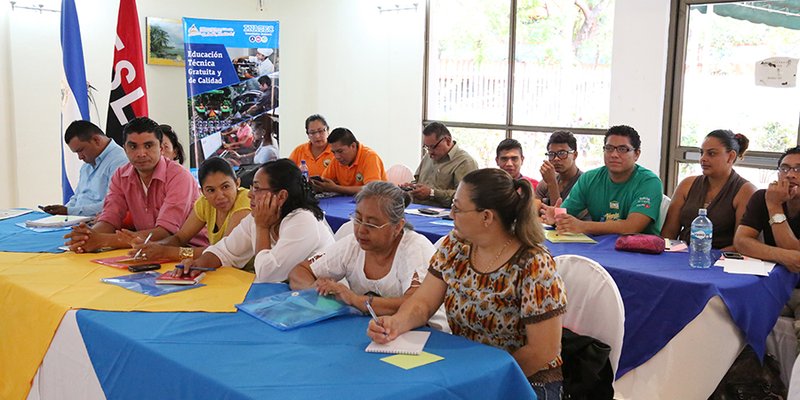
474, 237, 514, 271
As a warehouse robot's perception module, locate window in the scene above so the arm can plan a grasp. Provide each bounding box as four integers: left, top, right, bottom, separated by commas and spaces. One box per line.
664, 0, 800, 193
424, 0, 615, 180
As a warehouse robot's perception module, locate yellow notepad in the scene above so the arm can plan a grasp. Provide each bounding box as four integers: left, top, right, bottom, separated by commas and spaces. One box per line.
545, 230, 597, 244
381, 351, 444, 370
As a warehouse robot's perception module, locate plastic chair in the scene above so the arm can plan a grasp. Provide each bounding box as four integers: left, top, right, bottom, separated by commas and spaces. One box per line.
656, 194, 671, 232
554, 254, 625, 376
769, 316, 799, 387
387, 164, 414, 185
334, 220, 354, 241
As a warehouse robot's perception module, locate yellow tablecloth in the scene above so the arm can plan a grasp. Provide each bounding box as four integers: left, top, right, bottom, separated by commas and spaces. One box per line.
0, 250, 254, 400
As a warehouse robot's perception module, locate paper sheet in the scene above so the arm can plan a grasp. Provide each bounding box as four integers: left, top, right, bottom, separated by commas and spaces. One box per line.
715, 257, 775, 276
544, 230, 597, 244
380, 351, 444, 370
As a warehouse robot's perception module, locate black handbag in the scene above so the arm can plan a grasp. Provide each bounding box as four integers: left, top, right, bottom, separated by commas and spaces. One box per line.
708, 346, 786, 400
561, 328, 614, 400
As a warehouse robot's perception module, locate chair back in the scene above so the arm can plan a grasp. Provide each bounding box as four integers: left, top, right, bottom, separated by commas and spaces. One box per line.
334, 220, 354, 241
387, 164, 414, 185
656, 194, 671, 232
555, 254, 625, 375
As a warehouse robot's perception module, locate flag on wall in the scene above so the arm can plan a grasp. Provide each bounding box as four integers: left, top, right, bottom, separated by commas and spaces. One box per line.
59, 0, 89, 203
105, 0, 148, 145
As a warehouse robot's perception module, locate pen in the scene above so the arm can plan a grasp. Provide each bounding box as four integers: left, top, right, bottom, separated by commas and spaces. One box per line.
365, 299, 387, 336
132, 232, 153, 260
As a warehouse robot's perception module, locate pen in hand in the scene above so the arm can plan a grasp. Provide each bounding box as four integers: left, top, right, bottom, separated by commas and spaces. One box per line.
132, 232, 153, 260
365, 299, 387, 337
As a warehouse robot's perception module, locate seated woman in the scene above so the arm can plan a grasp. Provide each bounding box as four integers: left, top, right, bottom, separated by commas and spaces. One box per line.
129, 157, 250, 261
366, 168, 567, 399
160, 124, 185, 165
288, 181, 448, 332
662, 130, 756, 250
180, 159, 335, 283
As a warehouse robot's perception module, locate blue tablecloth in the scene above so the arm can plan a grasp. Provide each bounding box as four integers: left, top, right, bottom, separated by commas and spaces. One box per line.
318, 196, 453, 243
0, 211, 67, 253
547, 235, 800, 378
76, 283, 536, 400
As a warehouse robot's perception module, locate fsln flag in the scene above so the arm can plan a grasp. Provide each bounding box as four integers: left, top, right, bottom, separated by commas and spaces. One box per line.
105, 0, 148, 146
60, 0, 89, 203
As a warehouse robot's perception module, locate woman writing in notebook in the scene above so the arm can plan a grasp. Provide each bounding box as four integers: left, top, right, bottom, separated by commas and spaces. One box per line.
288, 181, 448, 332
177, 159, 334, 282
366, 168, 567, 399
126, 157, 250, 261
661, 130, 756, 250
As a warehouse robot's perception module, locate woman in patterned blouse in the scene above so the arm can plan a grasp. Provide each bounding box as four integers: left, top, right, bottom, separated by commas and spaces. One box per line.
367, 168, 568, 399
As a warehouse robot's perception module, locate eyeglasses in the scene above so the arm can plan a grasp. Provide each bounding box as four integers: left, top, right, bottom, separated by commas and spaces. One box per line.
307, 128, 327, 136
778, 165, 800, 174
422, 137, 445, 152
349, 213, 392, 230
603, 145, 634, 154
251, 186, 278, 194
450, 201, 483, 214
545, 150, 576, 160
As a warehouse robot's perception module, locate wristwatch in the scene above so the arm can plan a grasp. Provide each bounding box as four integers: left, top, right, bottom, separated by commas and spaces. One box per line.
429, 188, 435, 198
179, 247, 194, 259
769, 213, 787, 225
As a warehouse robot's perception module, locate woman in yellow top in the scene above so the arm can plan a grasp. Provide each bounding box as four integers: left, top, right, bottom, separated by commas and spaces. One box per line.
128, 157, 251, 261
288, 114, 335, 176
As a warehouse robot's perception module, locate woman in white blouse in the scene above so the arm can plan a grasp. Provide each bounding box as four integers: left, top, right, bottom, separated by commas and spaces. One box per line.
179, 159, 334, 283
289, 181, 448, 331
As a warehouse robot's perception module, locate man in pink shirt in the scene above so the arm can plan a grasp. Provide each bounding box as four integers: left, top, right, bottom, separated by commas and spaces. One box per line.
65, 117, 207, 253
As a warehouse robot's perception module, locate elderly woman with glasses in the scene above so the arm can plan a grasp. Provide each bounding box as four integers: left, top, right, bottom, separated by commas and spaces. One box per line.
367, 168, 567, 399
177, 159, 335, 283
289, 181, 449, 331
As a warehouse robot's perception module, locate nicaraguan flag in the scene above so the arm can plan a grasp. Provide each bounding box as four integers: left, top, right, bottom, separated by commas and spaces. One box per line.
59, 0, 89, 203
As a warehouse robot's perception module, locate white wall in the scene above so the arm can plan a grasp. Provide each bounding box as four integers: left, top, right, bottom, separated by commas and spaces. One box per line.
0, 0, 670, 208
609, 0, 672, 174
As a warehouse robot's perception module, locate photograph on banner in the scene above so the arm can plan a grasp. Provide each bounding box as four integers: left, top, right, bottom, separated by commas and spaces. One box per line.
183, 18, 279, 168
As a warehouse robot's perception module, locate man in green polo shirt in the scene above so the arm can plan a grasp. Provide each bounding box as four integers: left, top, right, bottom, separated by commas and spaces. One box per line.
547, 125, 663, 235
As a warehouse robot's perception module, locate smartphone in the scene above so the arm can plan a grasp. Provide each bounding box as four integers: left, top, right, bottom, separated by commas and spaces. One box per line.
309, 176, 323, 182
722, 251, 744, 260
418, 208, 442, 215
128, 263, 161, 272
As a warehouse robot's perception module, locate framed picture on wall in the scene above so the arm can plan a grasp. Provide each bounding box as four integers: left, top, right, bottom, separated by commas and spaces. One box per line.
146, 17, 184, 67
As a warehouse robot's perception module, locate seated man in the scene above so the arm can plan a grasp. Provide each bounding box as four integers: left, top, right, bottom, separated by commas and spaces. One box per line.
495, 138, 538, 188
246, 75, 279, 116
536, 130, 583, 206
312, 127, 387, 195
734, 146, 800, 272
41, 120, 127, 216
547, 125, 663, 235
65, 117, 207, 253
403, 122, 478, 207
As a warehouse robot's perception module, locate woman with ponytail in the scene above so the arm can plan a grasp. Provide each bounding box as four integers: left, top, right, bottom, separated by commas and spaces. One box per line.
662, 130, 756, 250
178, 159, 335, 282
366, 168, 567, 399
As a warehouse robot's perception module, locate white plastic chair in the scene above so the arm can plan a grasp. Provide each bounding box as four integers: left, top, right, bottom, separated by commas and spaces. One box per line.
656, 194, 671, 232
555, 254, 625, 376
334, 220, 354, 241
769, 316, 799, 388
789, 352, 800, 400
387, 164, 414, 185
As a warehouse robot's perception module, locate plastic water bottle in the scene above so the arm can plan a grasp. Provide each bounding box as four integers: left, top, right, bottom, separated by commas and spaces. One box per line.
689, 208, 713, 269
299, 160, 309, 180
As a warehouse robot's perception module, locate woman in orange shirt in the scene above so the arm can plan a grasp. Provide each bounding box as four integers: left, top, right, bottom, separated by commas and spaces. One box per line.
288, 114, 335, 176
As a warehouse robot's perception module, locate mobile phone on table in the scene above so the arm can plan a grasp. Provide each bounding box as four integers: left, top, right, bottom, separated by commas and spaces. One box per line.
418, 208, 442, 215
722, 251, 744, 260
128, 263, 161, 272
309, 175, 323, 182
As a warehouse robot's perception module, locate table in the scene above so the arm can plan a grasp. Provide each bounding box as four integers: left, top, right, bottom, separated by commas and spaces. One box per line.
28, 284, 535, 400
0, 211, 68, 253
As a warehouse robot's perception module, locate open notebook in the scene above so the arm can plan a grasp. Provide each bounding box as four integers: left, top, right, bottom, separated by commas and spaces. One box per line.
366, 331, 430, 355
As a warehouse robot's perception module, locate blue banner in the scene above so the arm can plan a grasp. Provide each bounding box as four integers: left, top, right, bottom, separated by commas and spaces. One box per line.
183, 18, 280, 168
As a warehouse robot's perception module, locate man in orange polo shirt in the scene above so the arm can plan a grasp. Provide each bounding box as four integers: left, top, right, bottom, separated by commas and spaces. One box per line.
312, 127, 387, 195
288, 114, 334, 176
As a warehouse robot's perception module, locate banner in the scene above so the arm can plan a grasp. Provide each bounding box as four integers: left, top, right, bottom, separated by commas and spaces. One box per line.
182, 18, 280, 168
106, 0, 148, 146
59, 0, 89, 203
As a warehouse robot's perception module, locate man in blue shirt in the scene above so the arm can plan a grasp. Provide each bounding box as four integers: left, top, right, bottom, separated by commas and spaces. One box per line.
40, 121, 128, 216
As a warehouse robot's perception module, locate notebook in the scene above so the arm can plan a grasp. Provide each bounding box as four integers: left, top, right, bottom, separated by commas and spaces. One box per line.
365, 331, 431, 355
155, 271, 206, 285
25, 215, 92, 228
544, 230, 597, 244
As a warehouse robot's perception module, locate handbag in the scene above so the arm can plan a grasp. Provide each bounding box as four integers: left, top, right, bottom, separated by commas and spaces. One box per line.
709, 346, 786, 400
614, 234, 665, 255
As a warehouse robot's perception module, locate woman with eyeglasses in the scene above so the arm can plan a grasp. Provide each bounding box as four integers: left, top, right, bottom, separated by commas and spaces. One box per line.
288, 181, 449, 331
662, 130, 756, 250
125, 157, 250, 262
367, 168, 567, 399
288, 114, 335, 177
177, 159, 335, 282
